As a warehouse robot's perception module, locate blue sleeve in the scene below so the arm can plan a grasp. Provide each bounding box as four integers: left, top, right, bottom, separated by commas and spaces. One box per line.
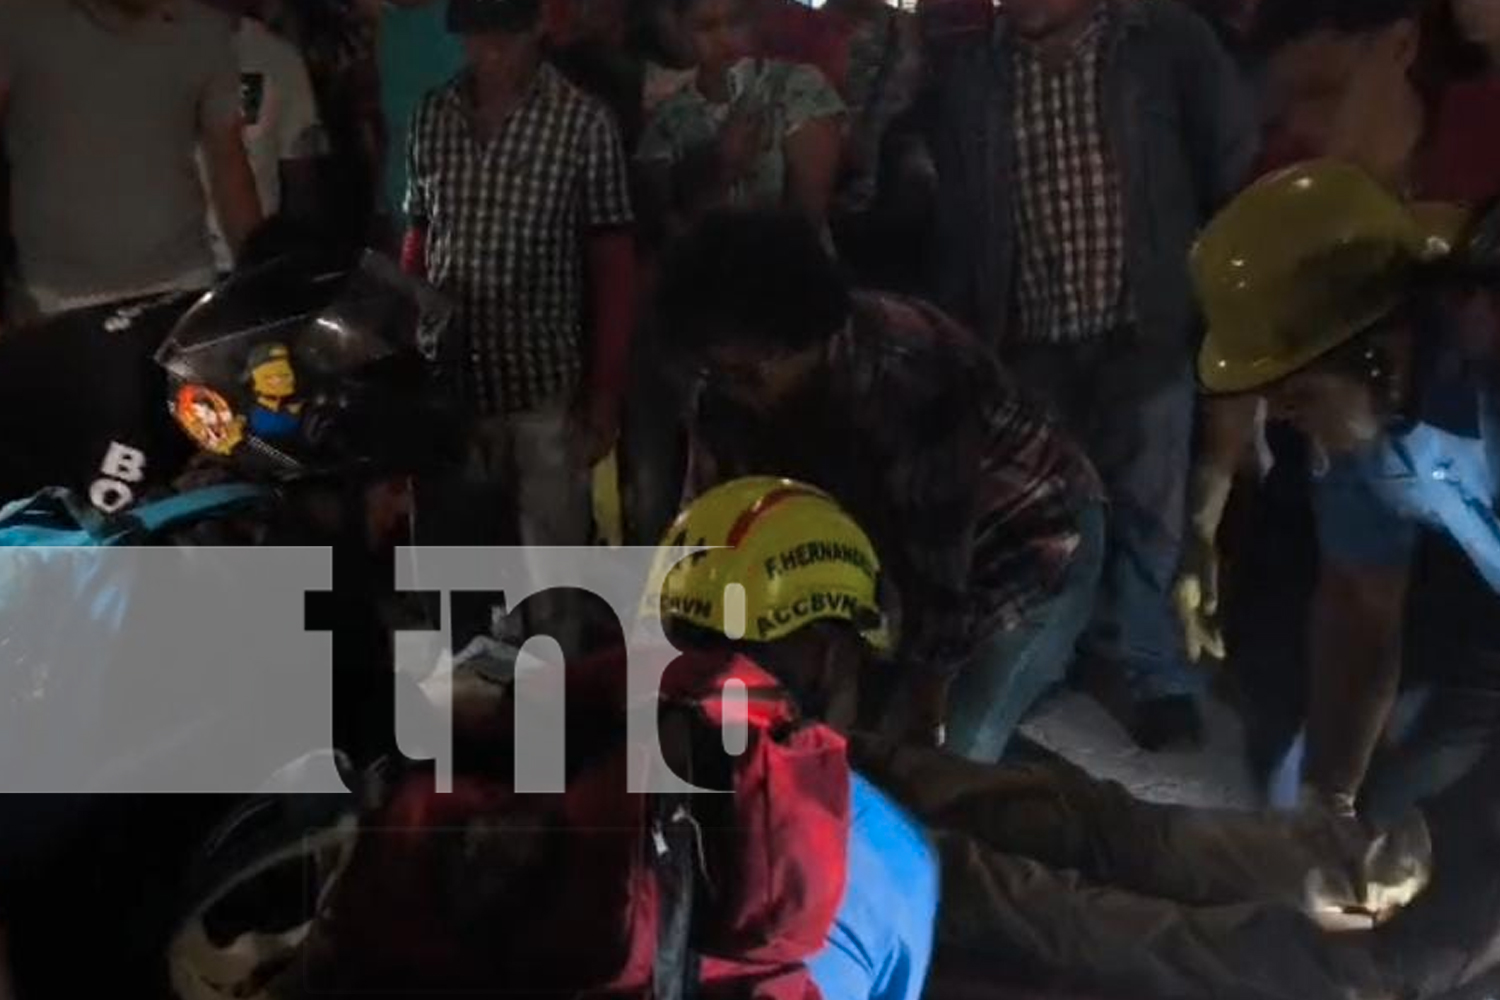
807, 774, 937, 1000
1312, 458, 1418, 569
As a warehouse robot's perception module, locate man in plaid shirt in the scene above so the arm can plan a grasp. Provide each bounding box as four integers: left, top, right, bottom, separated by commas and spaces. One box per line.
660, 212, 1102, 756
926, 0, 1257, 750
402, 0, 637, 644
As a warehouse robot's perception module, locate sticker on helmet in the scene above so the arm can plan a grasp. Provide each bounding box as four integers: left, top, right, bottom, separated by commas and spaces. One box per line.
660, 594, 715, 620
756, 591, 866, 639
763, 541, 878, 582
172, 384, 246, 456
243, 343, 304, 440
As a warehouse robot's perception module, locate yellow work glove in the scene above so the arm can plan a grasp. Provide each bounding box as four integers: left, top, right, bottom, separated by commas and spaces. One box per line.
591, 447, 623, 548
1174, 533, 1226, 663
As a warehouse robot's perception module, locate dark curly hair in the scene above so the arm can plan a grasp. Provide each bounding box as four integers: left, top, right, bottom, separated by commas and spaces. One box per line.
654, 211, 853, 359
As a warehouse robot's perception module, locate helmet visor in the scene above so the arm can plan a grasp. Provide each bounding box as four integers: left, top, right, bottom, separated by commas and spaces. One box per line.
156, 254, 455, 477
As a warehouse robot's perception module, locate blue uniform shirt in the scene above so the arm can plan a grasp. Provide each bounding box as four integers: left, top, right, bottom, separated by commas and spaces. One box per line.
807, 773, 939, 1000
1313, 360, 1500, 589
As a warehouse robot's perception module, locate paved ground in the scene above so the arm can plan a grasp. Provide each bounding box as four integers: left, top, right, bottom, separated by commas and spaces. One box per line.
1020, 689, 1261, 810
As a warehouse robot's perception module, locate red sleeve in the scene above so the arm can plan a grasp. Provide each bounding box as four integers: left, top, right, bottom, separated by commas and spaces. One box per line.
401, 225, 427, 279
586, 229, 638, 419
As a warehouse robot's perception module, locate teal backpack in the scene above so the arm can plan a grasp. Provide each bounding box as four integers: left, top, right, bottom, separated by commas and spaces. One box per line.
0, 483, 275, 796
0, 483, 272, 549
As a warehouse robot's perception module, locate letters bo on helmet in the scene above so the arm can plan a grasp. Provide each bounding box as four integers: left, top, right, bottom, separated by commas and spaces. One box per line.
646, 477, 890, 652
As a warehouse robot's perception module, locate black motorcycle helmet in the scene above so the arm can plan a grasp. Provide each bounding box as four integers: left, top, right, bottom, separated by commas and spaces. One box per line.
156, 252, 464, 482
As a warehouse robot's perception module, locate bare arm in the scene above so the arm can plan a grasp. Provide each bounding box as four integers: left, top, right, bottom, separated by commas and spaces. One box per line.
784, 114, 844, 229
201, 118, 263, 258
1175, 393, 1262, 662
1189, 393, 1261, 538
1304, 559, 1409, 812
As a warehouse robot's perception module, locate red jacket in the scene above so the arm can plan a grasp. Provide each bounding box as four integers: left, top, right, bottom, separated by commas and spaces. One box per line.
321, 646, 851, 998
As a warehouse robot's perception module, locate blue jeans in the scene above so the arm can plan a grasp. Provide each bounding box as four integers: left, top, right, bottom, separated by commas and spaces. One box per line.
946, 501, 1106, 762
1010, 343, 1200, 702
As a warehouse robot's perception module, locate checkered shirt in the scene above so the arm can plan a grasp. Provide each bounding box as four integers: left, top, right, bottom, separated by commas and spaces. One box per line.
686, 293, 1101, 678
406, 64, 633, 415
1011, 4, 1128, 344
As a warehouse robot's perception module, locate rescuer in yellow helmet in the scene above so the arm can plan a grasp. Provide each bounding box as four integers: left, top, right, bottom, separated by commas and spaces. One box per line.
646, 475, 891, 728
1173, 158, 1500, 823
643, 475, 938, 1000
646, 475, 1500, 1000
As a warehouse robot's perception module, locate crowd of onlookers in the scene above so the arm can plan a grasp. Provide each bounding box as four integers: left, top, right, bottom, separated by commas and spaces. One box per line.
3, 0, 1500, 801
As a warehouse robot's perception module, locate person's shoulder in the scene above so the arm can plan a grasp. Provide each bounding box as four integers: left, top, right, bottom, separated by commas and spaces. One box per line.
411, 76, 462, 122
642, 61, 697, 115
769, 59, 844, 119
417, 76, 460, 106
639, 81, 704, 156
541, 63, 616, 122
1125, 0, 1223, 52
768, 58, 831, 86
235, 16, 306, 71
847, 294, 993, 424
853, 293, 987, 367
648, 79, 705, 121
536, 64, 628, 144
